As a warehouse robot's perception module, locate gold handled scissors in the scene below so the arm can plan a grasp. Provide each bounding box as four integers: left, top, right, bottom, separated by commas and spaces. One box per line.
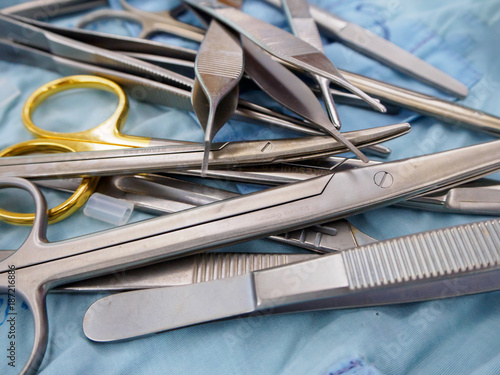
0, 74, 195, 225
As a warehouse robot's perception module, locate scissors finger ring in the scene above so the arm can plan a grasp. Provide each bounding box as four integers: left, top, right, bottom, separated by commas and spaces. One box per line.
0, 140, 99, 225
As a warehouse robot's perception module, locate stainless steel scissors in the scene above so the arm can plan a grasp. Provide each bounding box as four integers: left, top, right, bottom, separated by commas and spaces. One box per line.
1, 137, 500, 373
36, 174, 378, 253
0, 122, 410, 180
0, 72, 409, 224
36, 172, 500, 255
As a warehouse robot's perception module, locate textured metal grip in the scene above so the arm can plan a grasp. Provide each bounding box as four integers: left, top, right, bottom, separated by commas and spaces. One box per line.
193, 253, 305, 283
342, 220, 500, 290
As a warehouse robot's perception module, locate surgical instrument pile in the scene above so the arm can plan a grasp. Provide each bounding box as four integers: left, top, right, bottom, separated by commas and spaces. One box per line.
0, 1, 499, 374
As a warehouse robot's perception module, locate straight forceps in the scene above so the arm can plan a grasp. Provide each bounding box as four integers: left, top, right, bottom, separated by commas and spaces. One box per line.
84, 218, 500, 341
2, 138, 500, 374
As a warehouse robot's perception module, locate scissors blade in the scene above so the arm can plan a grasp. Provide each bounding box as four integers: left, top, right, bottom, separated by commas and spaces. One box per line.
263, 0, 468, 98
0, 124, 410, 179
182, 0, 386, 113
83, 218, 500, 341
192, 20, 244, 175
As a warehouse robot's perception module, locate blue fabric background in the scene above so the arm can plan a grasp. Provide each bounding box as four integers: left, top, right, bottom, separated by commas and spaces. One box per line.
0, 0, 499, 374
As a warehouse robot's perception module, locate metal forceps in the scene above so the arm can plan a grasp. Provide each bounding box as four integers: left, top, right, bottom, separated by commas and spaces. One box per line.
2, 137, 500, 374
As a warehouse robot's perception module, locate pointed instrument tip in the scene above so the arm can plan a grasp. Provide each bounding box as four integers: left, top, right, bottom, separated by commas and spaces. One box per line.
324, 125, 370, 163
349, 84, 387, 113
201, 139, 211, 178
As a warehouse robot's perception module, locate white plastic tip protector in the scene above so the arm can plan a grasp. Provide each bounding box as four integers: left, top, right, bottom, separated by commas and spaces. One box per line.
83, 193, 134, 226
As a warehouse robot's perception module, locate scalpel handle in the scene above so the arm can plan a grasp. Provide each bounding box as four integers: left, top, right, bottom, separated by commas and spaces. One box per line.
342, 71, 500, 136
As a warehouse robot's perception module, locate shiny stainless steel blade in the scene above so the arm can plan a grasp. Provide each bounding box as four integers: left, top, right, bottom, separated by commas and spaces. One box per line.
263, 0, 468, 98
83, 218, 500, 341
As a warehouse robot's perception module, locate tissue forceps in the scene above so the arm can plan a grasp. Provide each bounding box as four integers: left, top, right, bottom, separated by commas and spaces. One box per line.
2, 138, 500, 374
181, 0, 385, 114
83, 218, 500, 342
